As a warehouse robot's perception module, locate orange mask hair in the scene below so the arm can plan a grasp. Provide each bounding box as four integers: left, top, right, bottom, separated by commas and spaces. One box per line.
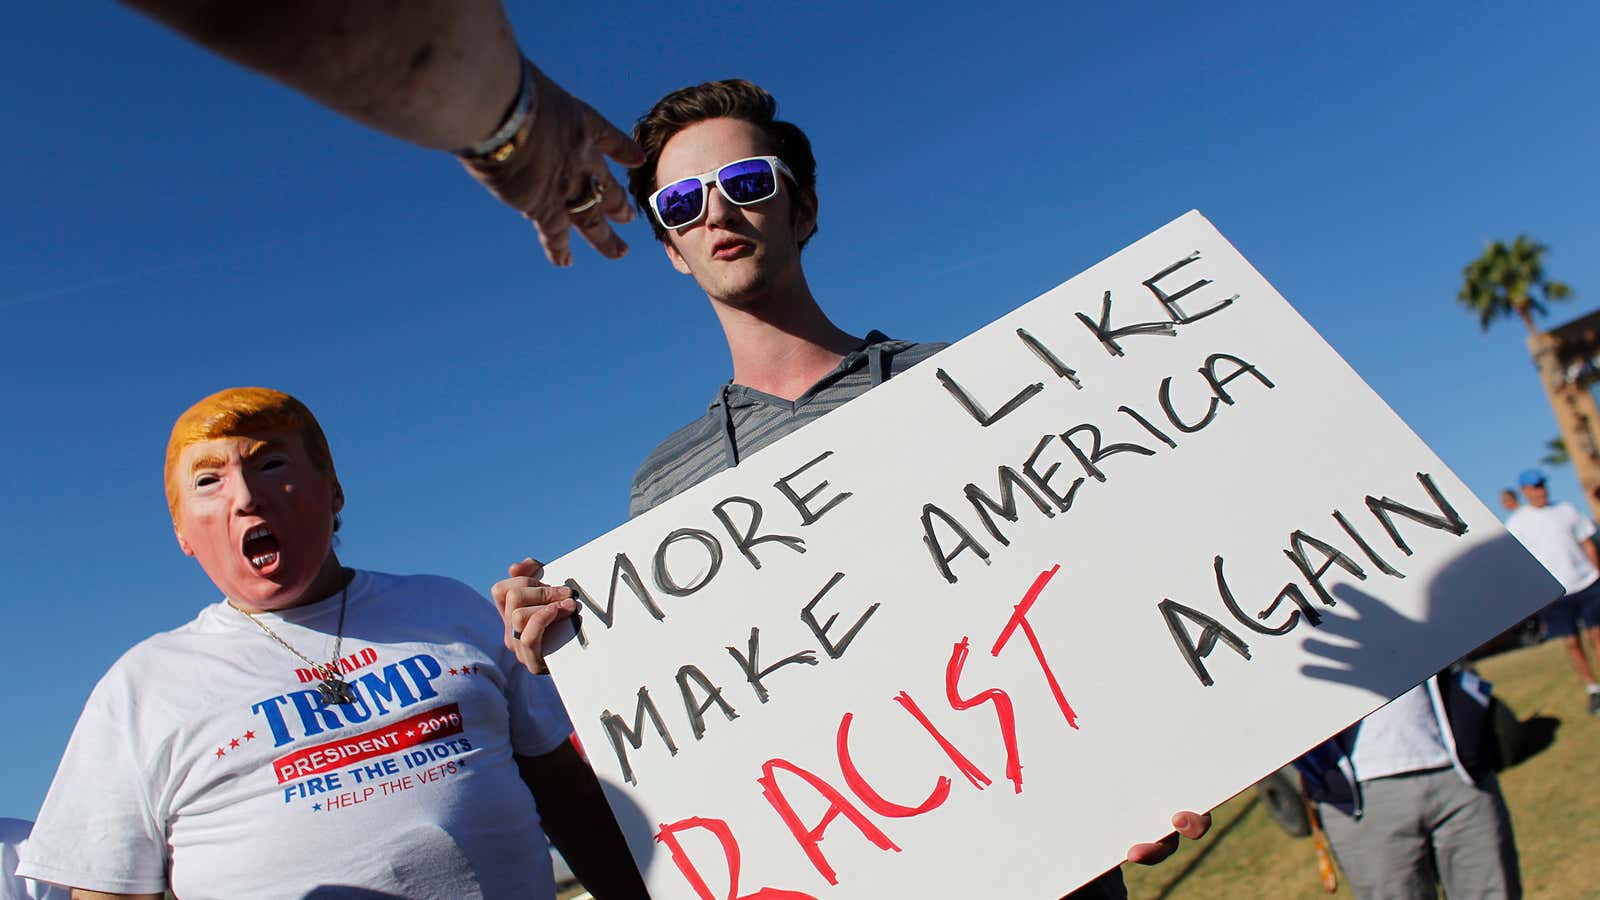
164, 387, 341, 524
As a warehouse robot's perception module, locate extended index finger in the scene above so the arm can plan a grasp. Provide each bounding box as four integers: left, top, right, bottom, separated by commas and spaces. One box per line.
587, 106, 644, 167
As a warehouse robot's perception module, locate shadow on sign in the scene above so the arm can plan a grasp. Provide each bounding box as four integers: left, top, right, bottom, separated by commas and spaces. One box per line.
1298, 532, 1555, 697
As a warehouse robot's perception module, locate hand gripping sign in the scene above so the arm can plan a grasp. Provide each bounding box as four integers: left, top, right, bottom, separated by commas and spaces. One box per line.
539, 211, 1559, 899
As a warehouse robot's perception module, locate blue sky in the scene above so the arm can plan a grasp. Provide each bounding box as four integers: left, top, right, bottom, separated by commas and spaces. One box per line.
2, 2, 1597, 819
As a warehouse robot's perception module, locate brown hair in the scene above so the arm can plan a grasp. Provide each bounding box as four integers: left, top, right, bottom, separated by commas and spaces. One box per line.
629, 79, 818, 247
164, 387, 341, 526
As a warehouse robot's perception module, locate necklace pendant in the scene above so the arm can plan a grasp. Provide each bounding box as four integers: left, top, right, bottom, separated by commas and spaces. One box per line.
319, 677, 357, 705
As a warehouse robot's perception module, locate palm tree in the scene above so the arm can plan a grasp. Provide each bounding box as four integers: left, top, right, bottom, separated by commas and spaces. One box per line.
1457, 236, 1575, 333
1543, 436, 1570, 467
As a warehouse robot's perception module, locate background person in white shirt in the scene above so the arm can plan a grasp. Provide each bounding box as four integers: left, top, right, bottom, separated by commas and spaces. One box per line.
1504, 467, 1600, 715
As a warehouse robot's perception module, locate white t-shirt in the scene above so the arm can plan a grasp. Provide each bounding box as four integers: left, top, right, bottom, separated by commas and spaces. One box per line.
1349, 682, 1450, 782
1506, 501, 1599, 594
19, 571, 573, 899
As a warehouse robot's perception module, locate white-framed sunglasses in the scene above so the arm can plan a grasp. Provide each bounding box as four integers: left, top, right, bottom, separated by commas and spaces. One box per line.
648, 155, 796, 230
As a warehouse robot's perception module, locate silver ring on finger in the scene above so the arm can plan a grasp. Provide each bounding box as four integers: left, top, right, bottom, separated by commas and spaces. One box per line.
565, 175, 605, 215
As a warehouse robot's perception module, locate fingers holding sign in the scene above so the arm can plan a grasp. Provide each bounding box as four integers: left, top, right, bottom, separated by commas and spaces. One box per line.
459, 62, 643, 267
1125, 809, 1212, 866
491, 557, 579, 674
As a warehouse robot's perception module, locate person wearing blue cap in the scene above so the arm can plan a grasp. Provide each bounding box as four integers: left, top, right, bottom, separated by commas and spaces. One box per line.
1505, 467, 1600, 715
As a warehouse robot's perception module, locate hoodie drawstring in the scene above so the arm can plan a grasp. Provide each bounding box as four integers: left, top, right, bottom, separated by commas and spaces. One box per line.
867, 343, 887, 385
718, 382, 740, 469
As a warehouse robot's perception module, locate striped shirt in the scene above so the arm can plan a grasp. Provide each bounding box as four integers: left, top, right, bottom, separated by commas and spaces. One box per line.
629, 332, 947, 517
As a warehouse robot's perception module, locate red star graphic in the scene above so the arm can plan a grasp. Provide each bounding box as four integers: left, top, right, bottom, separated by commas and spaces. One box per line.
472, 664, 481, 674
229, 738, 240, 749
448, 667, 458, 676
244, 730, 256, 741
215, 747, 225, 759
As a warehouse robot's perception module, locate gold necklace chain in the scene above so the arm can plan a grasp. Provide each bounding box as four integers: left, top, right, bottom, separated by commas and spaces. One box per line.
236, 579, 350, 689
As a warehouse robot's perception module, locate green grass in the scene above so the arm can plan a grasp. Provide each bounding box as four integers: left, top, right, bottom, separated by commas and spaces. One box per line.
1124, 641, 1600, 899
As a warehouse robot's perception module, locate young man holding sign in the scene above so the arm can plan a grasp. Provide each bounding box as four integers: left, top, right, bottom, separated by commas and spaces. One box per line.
496, 79, 1208, 899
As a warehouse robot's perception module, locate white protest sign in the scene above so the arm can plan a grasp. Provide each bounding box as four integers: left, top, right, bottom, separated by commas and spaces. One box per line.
542, 211, 1560, 899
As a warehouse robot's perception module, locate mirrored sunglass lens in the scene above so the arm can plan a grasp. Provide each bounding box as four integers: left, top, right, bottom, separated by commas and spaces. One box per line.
718, 160, 778, 203
656, 179, 705, 227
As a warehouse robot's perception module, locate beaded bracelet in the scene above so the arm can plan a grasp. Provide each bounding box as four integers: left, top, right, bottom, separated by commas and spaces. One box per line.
455, 56, 534, 163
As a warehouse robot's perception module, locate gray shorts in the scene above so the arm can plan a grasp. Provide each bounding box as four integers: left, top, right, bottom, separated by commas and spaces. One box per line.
1318, 768, 1520, 900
